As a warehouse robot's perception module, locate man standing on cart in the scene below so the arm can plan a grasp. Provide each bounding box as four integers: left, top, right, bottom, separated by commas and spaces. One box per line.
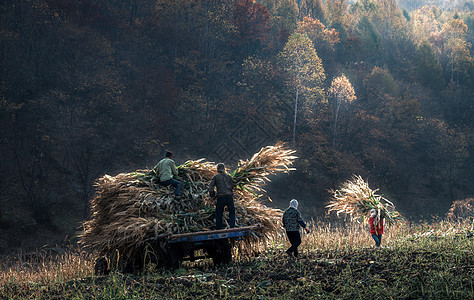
209, 163, 236, 229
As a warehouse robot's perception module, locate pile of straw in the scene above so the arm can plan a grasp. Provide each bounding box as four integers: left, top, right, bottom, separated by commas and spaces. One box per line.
446, 198, 474, 222
79, 143, 296, 263
326, 175, 404, 225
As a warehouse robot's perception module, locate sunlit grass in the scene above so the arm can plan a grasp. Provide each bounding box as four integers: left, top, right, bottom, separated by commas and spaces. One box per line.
0, 249, 94, 288
1, 218, 473, 299
299, 218, 473, 252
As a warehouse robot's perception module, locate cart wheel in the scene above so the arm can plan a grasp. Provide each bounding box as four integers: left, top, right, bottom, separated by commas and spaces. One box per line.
94, 257, 109, 276
211, 240, 232, 266
166, 245, 183, 269
220, 241, 232, 264
169, 252, 181, 269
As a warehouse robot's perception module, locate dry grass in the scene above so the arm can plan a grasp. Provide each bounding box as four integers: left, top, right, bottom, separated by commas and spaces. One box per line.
264, 217, 473, 256
1, 218, 472, 299
0, 248, 94, 287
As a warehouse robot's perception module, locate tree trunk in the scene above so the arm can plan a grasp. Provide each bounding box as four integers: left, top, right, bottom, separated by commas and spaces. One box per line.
292, 85, 299, 147
204, 0, 209, 73
332, 94, 342, 148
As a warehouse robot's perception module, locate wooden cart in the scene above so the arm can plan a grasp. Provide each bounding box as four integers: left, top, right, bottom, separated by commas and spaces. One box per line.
94, 225, 262, 274
163, 225, 262, 268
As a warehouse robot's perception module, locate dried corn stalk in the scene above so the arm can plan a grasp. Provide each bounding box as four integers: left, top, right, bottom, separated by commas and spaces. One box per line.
326, 175, 404, 225
232, 142, 297, 192
79, 143, 296, 264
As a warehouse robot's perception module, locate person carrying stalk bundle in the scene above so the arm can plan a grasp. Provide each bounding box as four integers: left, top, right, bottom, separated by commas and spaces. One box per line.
282, 199, 310, 258
368, 209, 384, 247
209, 163, 236, 229
154, 152, 183, 199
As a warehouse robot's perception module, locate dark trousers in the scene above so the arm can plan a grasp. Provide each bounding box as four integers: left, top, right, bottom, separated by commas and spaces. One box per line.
161, 179, 183, 196
286, 230, 301, 257
372, 234, 382, 247
215, 195, 235, 229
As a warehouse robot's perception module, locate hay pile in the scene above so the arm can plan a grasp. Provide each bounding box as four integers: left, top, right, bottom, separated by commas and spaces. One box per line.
326, 175, 404, 225
446, 198, 474, 222
79, 143, 296, 262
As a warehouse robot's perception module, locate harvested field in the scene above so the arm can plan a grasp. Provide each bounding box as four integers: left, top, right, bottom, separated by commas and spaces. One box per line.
2, 219, 473, 299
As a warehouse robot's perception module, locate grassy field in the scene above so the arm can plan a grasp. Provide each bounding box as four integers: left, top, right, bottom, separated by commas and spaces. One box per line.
1, 219, 473, 299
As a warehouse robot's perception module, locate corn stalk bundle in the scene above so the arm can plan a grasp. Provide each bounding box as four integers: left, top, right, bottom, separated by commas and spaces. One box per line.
446, 198, 474, 222
326, 175, 404, 225
79, 143, 296, 263
232, 142, 297, 194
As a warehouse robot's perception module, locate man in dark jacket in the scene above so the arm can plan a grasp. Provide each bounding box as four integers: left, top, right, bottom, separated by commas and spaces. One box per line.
209, 163, 235, 229
282, 199, 310, 258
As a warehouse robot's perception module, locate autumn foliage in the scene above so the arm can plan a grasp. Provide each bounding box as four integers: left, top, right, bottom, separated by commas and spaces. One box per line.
0, 0, 473, 253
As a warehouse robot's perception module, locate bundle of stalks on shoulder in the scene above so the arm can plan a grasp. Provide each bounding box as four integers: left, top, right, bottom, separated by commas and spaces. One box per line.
232, 143, 297, 193
326, 175, 405, 226
79, 143, 296, 268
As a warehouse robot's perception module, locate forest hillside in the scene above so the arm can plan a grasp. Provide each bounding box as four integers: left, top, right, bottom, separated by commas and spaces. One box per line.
0, 0, 473, 253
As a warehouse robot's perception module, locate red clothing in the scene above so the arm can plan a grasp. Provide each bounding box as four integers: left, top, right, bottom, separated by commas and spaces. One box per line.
369, 216, 384, 235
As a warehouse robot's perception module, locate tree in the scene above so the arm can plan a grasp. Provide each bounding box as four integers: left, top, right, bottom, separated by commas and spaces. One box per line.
279, 32, 326, 146
440, 81, 474, 127
328, 74, 356, 148
372, 0, 406, 47
325, 0, 352, 63
441, 18, 472, 84
361, 67, 421, 151
325, 0, 350, 29
276, 0, 299, 30
420, 119, 469, 203
296, 16, 340, 49
295, 16, 340, 71
0, 91, 24, 224
272, 0, 299, 47
410, 5, 442, 44
298, 0, 325, 23
363, 66, 398, 100
352, 0, 412, 72
355, 16, 380, 64
415, 40, 445, 90
232, 0, 271, 57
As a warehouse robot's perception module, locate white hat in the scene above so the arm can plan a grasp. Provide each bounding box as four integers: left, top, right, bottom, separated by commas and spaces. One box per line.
289, 199, 298, 209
